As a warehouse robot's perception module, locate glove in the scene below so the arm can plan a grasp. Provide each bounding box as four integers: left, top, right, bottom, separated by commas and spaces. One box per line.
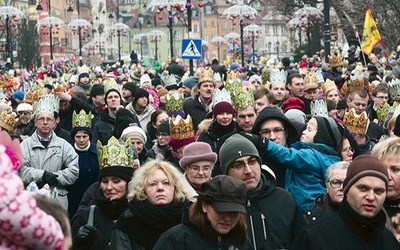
239, 131, 269, 152
42, 171, 58, 186
74, 225, 97, 246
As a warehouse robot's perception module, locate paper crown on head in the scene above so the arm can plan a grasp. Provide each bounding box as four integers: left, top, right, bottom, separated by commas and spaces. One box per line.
349, 70, 368, 90
310, 99, 328, 117
78, 65, 90, 75
169, 115, 194, 140
225, 71, 242, 96
214, 72, 222, 82
72, 110, 93, 128
343, 108, 369, 135
0, 111, 18, 133
97, 136, 136, 170
322, 79, 337, 96
298, 68, 308, 76
195, 67, 214, 84
376, 102, 398, 123
104, 78, 119, 93
233, 87, 255, 110
388, 78, 400, 101
304, 70, 319, 91
35, 95, 59, 116
316, 69, 325, 84
165, 91, 184, 112
162, 74, 177, 87
212, 89, 232, 107
270, 69, 287, 85
53, 82, 67, 93
329, 54, 342, 67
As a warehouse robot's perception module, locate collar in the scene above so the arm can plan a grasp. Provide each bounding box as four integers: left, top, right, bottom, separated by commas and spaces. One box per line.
37, 133, 52, 142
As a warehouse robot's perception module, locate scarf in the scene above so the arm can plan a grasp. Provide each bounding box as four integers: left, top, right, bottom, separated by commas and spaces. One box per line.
116, 199, 184, 250
212, 120, 235, 137
94, 188, 129, 220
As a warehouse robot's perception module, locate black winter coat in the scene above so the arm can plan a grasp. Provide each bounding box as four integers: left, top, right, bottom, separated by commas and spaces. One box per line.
197, 120, 235, 152
183, 95, 209, 132
92, 109, 114, 144
304, 193, 339, 223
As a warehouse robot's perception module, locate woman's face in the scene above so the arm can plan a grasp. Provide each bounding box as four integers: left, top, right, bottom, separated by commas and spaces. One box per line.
327, 168, 347, 204
185, 160, 213, 186
153, 112, 169, 129
145, 169, 175, 205
202, 203, 240, 235
157, 133, 170, 146
100, 176, 127, 200
215, 112, 233, 126
341, 138, 354, 162
381, 155, 400, 200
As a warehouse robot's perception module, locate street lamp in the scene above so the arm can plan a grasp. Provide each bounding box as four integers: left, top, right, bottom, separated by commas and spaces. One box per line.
110, 23, 130, 63
210, 36, 226, 61
224, 32, 240, 63
147, 29, 164, 61
244, 24, 262, 65
275, 41, 280, 59
268, 42, 271, 56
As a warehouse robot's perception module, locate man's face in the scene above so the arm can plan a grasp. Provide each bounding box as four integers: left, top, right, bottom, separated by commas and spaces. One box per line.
106, 91, 121, 109
381, 155, 400, 200
74, 130, 90, 149
198, 82, 214, 100
347, 94, 368, 114
255, 95, 269, 115
34, 113, 55, 138
181, 86, 192, 97
259, 119, 287, 146
236, 107, 256, 132
372, 91, 389, 108
346, 176, 386, 218
227, 156, 261, 191
121, 88, 132, 99
135, 96, 148, 109
92, 94, 105, 107
59, 100, 70, 111
304, 88, 318, 101
270, 82, 286, 101
287, 77, 304, 98
18, 111, 32, 124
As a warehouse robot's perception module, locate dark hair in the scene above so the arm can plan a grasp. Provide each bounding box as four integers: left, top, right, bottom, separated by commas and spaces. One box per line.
372, 83, 389, 96
348, 88, 368, 100
326, 99, 337, 112
189, 200, 248, 243
287, 73, 303, 86
151, 109, 167, 125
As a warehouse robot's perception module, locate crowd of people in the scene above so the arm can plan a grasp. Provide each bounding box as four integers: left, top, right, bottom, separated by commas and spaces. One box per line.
1, 46, 400, 249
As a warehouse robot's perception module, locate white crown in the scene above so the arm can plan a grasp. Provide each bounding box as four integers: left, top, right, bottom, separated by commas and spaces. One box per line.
214, 72, 222, 82
270, 69, 288, 84
212, 89, 232, 106
388, 78, 400, 101
310, 99, 328, 117
35, 95, 59, 116
162, 74, 177, 87
316, 69, 325, 84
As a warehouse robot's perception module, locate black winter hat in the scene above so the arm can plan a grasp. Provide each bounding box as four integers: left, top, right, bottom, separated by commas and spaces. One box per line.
157, 120, 170, 135
134, 88, 149, 103
313, 116, 342, 149
79, 72, 90, 80
90, 84, 105, 98
122, 82, 137, 93
105, 88, 122, 104
113, 108, 140, 139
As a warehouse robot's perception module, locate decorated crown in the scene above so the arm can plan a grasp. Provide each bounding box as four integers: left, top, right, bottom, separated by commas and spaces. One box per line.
225, 71, 242, 96
165, 91, 184, 112
97, 136, 136, 170
233, 87, 255, 110
310, 99, 328, 117
53, 82, 67, 93
376, 102, 398, 123
103, 78, 119, 93
329, 54, 342, 67
35, 95, 59, 116
270, 69, 288, 84
316, 69, 325, 84
214, 72, 222, 82
298, 68, 308, 76
78, 65, 90, 75
212, 89, 232, 107
322, 79, 337, 96
26, 182, 58, 200
24, 90, 39, 104
72, 110, 93, 129
304, 70, 319, 91
169, 115, 194, 140
0, 111, 18, 134
388, 78, 400, 101
343, 108, 369, 135
195, 67, 214, 84
162, 74, 177, 87
349, 70, 368, 90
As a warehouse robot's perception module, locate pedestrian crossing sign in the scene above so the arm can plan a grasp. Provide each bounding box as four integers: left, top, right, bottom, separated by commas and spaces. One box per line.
181, 39, 202, 60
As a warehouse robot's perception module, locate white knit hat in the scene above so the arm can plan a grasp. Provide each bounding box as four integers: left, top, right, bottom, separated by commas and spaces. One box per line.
120, 125, 147, 144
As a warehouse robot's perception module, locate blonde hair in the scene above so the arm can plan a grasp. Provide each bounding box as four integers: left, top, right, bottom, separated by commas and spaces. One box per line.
127, 159, 189, 202
371, 137, 400, 160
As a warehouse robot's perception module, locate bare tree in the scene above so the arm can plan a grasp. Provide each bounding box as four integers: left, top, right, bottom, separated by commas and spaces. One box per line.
15, 18, 40, 69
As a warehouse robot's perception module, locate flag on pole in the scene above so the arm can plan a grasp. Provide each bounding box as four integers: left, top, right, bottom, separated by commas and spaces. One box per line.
361, 5, 382, 55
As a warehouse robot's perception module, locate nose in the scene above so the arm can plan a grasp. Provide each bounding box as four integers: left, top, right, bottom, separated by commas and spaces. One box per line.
156, 182, 165, 191
243, 163, 253, 174
107, 182, 113, 190
269, 131, 277, 140
365, 190, 376, 201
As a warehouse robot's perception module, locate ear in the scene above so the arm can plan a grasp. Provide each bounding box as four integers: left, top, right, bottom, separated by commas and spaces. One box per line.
201, 201, 208, 214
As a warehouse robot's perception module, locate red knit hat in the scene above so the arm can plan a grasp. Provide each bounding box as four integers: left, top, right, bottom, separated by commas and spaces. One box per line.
283, 97, 305, 112
213, 101, 235, 117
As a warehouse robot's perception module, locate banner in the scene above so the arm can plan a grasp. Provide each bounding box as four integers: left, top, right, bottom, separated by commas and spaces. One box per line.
361, 5, 382, 55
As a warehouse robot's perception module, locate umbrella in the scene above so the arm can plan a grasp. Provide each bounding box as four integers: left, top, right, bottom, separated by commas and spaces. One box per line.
68, 19, 92, 30
133, 33, 146, 43
147, 29, 165, 41
109, 22, 130, 34
107, 45, 117, 50
36, 16, 65, 29
224, 32, 240, 41
222, 0, 258, 20
210, 36, 227, 45
147, 0, 186, 11
92, 37, 107, 44
0, 6, 25, 19
244, 24, 263, 37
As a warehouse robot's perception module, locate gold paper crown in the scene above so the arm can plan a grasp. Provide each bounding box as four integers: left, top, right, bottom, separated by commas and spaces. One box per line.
97, 136, 136, 170
349, 70, 368, 90
298, 68, 308, 76
165, 91, 184, 112
388, 78, 400, 101
270, 69, 288, 84
169, 115, 194, 140
24, 90, 39, 104
310, 99, 328, 117
322, 79, 337, 96
53, 82, 67, 93
376, 102, 398, 123
227, 70, 240, 81
72, 110, 93, 129
0, 111, 18, 134
225, 71, 242, 96
233, 87, 255, 110
78, 65, 90, 75
195, 67, 214, 84
343, 109, 369, 135
103, 78, 119, 93
35, 95, 59, 116
329, 54, 342, 67
304, 70, 319, 91
212, 89, 232, 106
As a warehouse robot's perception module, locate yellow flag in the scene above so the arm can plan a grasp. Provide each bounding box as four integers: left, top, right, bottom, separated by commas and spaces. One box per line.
361, 5, 382, 55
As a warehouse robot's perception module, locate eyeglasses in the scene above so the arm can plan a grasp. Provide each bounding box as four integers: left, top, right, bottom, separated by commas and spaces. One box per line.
230, 158, 259, 171
259, 127, 285, 137
157, 132, 169, 138
328, 179, 344, 188
36, 117, 55, 123
187, 165, 212, 173
375, 96, 389, 100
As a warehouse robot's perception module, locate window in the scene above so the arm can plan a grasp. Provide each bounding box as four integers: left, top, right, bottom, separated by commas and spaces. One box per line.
222, 21, 227, 29
175, 31, 181, 40
212, 20, 216, 27
265, 25, 269, 35
281, 25, 286, 35
273, 24, 278, 36
194, 24, 198, 33
204, 20, 207, 27
205, 6, 212, 14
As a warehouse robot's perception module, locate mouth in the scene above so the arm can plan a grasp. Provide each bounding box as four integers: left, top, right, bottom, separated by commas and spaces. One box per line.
362, 204, 376, 211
